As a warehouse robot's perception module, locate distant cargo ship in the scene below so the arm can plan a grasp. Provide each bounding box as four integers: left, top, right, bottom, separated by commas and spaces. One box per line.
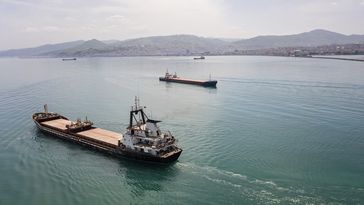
62, 58, 77, 61
193, 56, 205, 60
159, 72, 217, 87
32, 98, 182, 163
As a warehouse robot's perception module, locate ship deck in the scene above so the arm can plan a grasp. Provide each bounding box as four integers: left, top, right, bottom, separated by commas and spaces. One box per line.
175, 78, 204, 83
78, 128, 121, 146
41, 118, 70, 131
164, 77, 204, 83
41, 119, 121, 146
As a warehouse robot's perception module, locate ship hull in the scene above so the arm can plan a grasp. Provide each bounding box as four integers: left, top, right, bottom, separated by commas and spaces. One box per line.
33, 118, 182, 163
117, 149, 182, 163
159, 77, 217, 87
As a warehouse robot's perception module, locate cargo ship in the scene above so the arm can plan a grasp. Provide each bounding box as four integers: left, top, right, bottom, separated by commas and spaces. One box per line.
62, 58, 76, 61
159, 72, 217, 87
32, 98, 182, 163
193, 56, 205, 60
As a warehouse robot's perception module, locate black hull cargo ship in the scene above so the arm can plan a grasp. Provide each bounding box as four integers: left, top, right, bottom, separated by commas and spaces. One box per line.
32, 99, 182, 163
62, 58, 76, 61
159, 72, 217, 87
193, 56, 205, 60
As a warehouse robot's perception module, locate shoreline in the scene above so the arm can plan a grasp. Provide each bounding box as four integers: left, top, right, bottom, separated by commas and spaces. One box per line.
308, 56, 364, 62
0, 54, 364, 62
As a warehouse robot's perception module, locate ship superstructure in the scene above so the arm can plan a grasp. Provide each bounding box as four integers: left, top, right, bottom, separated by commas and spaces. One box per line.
121, 97, 180, 158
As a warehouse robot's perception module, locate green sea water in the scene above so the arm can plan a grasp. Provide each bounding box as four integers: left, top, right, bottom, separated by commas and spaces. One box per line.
0, 56, 363, 204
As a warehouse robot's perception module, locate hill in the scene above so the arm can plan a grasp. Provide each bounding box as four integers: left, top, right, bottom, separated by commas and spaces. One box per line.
0, 40, 84, 57
1, 29, 364, 57
232, 29, 364, 50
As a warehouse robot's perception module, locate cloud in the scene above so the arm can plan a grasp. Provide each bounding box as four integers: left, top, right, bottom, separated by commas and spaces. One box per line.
43, 26, 60, 31
106, 15, 129, 24
24, 27, 39, 32
23, 26, 60, 33
1, 0, 364, 50
64, 16, 76, 21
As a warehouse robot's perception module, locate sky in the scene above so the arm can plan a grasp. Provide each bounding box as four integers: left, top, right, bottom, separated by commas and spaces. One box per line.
0, 0, 364, 50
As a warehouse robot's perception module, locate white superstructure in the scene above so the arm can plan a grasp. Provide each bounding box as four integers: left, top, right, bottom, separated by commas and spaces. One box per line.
121, 97, 178, 156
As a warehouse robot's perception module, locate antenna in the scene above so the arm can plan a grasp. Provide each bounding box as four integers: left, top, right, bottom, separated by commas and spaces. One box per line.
209, 73, 211, 81
134, 96, 138, 110
137, 83, 140, 102
44, 104, 48, 114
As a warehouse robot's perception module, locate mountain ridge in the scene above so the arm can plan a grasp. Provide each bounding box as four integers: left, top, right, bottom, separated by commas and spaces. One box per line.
1, 29, 364, 57
232, 29, 364, 49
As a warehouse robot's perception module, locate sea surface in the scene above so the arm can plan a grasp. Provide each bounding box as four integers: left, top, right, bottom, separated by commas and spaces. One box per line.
0, 56, 363, 204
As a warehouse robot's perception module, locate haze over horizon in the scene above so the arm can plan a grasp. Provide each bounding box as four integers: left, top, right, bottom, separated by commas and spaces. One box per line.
1, 0, 364, 50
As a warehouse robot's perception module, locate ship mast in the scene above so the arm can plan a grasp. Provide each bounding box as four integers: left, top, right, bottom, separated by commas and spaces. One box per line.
129, 96, 147, 128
